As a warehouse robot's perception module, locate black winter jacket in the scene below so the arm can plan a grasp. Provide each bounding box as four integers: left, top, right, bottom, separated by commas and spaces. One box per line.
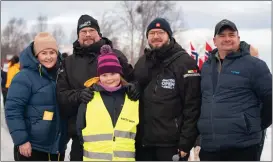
56, 37, 133, 136
134, 38, 201, 153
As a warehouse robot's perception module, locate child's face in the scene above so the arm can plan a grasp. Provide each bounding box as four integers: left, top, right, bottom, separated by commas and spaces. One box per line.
99, 73, 121, 88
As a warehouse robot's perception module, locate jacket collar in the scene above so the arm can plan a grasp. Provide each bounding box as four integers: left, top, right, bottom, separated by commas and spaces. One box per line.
207, 41, 251, 63
73, 37, 113, 56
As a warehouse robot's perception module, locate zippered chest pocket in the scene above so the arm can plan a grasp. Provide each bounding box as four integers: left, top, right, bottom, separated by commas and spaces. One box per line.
152, 74, 178, 99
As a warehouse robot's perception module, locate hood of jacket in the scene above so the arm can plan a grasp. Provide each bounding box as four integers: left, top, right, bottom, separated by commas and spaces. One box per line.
19, 42, 62, 79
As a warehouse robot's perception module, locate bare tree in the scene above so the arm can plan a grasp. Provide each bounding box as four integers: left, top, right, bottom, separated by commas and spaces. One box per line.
30, 15, 48, 38
117, 1, 138, 65
52, 24, 65, 46
100, 11, 116, 39
117, 1, 186, 64
69, 29, 77, 44
1, 17, 31, 59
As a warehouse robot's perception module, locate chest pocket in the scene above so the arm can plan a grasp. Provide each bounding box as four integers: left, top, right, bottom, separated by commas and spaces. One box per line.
153, 68, 178, 99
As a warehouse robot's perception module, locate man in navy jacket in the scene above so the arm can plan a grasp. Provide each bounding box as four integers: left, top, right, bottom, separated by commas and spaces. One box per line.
198, 19, 272, 161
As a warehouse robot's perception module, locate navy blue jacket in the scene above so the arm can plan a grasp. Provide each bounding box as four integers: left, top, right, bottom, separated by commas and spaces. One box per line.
5, 43, 69, 154
198, 42, 272, 151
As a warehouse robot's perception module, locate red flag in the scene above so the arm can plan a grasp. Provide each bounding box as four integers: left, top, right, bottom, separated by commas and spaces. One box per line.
204, 42, 213, 61
205, 42, 213, 52
190, 42, 199, 62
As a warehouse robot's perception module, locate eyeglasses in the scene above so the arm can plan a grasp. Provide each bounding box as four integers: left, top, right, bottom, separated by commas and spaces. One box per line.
80, 29, 97, 36
148, 31, 166, 37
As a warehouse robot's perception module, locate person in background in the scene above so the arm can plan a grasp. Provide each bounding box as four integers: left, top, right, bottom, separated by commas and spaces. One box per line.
56, 14, 138, 161
1, 66, 7, 105
77, 45, 139, 161
198, 19, 272, 161
5, 55, 20, 89
5, 32, 68, 161
61, 52, 68, 59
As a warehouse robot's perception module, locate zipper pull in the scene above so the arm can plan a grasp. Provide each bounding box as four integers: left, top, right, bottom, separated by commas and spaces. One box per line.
39, 64, 42, 77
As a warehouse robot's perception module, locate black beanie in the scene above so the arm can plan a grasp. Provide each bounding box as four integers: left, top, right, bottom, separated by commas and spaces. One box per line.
77, 14, 101, 37
146, 18, 173, 38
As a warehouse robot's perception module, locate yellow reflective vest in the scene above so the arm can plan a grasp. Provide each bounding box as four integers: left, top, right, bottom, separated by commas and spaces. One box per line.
82, 92, 139, 161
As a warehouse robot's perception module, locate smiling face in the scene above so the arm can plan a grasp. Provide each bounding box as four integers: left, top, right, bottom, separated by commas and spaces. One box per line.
78, 27, 101, 47
99, 73, 121, 88
213, 27, 240, 52
37, 49, 58, 69
147, 28, 169, 49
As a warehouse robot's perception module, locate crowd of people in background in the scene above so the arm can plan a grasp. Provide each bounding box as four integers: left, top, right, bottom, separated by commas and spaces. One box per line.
1, 14, 272, 161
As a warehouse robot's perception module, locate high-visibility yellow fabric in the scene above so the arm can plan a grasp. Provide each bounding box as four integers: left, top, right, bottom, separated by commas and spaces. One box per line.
82, 92, 139, 161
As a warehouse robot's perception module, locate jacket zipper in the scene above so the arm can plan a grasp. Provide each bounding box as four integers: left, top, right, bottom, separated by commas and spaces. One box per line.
174, 118, 178, 128
211, 58, 225, 143
153, 74, 160, 95
112, 93, 116, 160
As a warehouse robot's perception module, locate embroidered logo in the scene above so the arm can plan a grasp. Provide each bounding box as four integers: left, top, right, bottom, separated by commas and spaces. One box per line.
156, 23, 161, 27
231, 70, 240, 75
184, 69, 200, 78
188, 70, 198, 73
79, 20, 91, 29
161, 79, 175, 89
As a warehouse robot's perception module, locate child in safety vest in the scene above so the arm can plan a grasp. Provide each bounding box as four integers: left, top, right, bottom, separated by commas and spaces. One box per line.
76, 45, 139, 161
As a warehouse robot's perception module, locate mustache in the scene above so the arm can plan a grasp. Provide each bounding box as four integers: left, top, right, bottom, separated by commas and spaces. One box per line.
151, 38, 162, 43
83, 37, 95, 41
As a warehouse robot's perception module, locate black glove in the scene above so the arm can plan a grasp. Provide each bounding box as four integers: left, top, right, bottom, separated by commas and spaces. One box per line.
126, 82, 140, 101
79, 87, 94, 104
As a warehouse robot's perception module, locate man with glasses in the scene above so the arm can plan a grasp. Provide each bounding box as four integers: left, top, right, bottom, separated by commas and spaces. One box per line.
56, 14, 136, 161
133, 18, 201, 161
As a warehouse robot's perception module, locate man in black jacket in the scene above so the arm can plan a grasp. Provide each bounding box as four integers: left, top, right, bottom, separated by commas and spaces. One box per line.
134, 18, 201, 161
56, 14, 134, 161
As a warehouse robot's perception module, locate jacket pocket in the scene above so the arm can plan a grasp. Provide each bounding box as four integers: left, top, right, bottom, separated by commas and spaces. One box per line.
243, 114, 250, 134
242, 113, 261, 134
29, 119, 56, 146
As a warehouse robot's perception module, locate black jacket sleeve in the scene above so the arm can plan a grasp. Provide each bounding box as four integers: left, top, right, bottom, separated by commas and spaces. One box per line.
177, 56, 201, 153
113, 49, 134, 82
251, 59, 272, 130
56, 59, 81, 118
76, 103, 87, 146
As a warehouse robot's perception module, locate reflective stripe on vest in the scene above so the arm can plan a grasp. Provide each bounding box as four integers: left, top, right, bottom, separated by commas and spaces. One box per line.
83, 131, 136, 142
82, 92, 139, 161
114, 151, 135, 158
84, 150, 135, 160
83, 150, 112, 160
83, 133, 112, 142
114, 130, 136, 139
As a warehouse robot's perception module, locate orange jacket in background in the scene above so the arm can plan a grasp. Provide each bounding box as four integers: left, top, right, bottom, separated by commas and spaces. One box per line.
5, 62, 20, 88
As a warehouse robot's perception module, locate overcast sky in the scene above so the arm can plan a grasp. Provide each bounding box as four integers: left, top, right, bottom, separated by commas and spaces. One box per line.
1, 1, 271, 44
1, 1, 271, 28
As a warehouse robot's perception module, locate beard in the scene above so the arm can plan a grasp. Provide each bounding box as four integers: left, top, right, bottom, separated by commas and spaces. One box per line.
80, 37, 96, 47
149, 38, 170, 50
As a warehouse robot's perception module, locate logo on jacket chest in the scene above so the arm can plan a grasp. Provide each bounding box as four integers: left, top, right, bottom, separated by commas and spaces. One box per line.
161, 79, 175, 89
